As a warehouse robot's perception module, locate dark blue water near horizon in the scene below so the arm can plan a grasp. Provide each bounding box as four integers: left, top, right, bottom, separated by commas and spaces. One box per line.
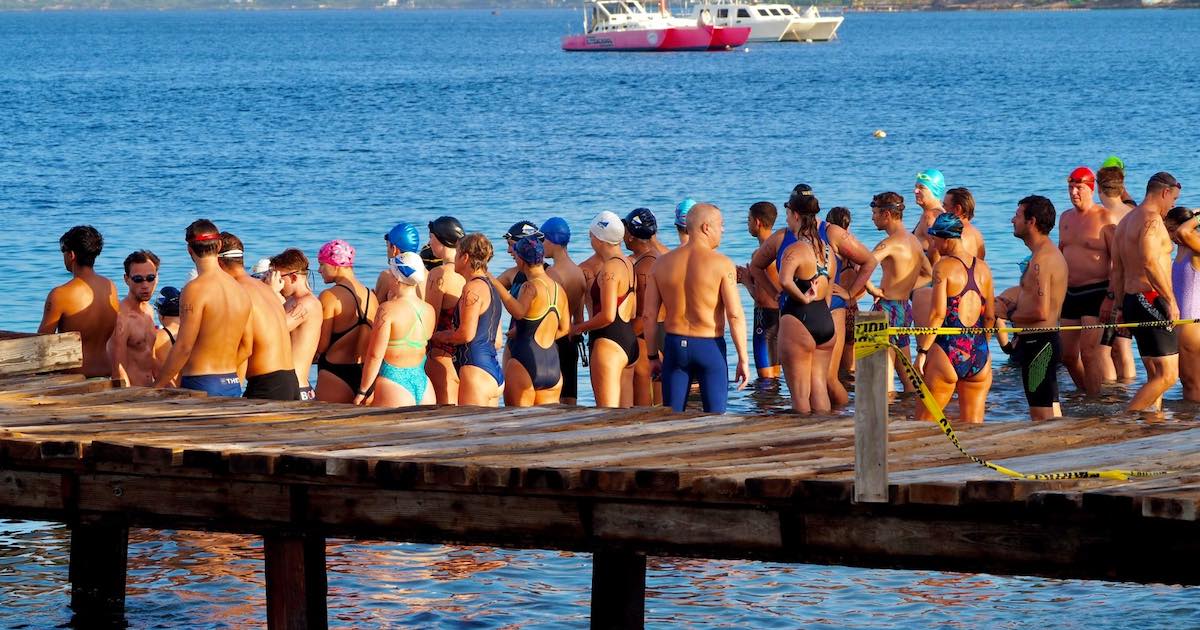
2, 8, 1200, 627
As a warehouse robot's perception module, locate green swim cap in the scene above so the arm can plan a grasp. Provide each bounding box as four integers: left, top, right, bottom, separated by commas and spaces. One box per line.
1101, 155, 1125, 172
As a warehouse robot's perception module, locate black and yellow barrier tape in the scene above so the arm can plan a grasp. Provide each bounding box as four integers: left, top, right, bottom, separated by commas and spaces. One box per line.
868, 316, 1200, 339
853, 325, 1170, 481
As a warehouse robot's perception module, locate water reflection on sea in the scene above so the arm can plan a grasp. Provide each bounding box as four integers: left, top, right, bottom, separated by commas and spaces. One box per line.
3, 521, 1197, 628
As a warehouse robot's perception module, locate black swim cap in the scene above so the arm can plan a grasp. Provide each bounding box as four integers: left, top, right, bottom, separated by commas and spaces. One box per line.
419, 243, 442, 270
428, 216, 465, 248
503, 220, 543, 242
155, 286, 181, 317
786, 184, 818, 213
623, 207, 658, 240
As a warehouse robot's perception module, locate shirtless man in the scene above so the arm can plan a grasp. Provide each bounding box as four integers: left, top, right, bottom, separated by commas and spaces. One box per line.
1057, 167, 1117, 395
108, 250, 161, 387
541, 217, 587, 405
270, 248, 322, 400
643, 203, 750, 413
624, 207, 670, 405
864, 192, 930, 392
39, 225, 119, 378
1103, 172, 1184, 412
739, 201, 782, 379
154, 220, 253, 397
375, 222, 421, 302
1097, 165, 1136, 382
218, 233, 298, 400
425, 216, 466, 404
1005, 196, 1069, 420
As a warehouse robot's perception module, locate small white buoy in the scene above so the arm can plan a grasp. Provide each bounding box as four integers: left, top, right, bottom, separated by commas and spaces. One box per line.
872, 129, 887, 139
743, 46, 750, 52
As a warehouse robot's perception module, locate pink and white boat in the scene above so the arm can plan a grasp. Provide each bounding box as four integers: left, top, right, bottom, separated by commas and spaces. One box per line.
562, 0, 750, 52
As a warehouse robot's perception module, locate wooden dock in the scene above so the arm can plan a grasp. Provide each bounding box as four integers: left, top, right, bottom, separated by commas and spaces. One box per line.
2, 325, 1200, 628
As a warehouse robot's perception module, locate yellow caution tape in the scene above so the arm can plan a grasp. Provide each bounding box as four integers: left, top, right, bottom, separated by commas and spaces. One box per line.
879, 316, 1200, 338
854, 332, 1170, 482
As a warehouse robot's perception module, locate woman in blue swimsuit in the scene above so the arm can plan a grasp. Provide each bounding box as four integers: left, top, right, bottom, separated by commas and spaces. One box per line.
915, 213, 995, 424
356, 252, 436, 408
431, 233, 505, 407
492, 236, 570, 407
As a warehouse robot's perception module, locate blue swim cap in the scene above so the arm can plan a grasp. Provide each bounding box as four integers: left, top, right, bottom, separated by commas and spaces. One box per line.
541, 217, 571, 246
915, 169, 946, 200
926, 212, 963, 239
675, 198, 697, 229
514, 235, 545, 265
386, 222, 420, 253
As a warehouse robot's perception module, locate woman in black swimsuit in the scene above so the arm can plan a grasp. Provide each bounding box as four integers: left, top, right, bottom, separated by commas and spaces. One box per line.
314, 240, 378, 403
778, 199, 837, 414
571, 211, 639, 408
492, 236, 570, 406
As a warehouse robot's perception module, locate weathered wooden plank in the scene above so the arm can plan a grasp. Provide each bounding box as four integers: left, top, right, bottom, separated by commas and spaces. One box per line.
76, 474, 292, 523
0, 468, 66, 510
0, 331, 82, 376
591, 503, 782, 550
854, 312, 889, 502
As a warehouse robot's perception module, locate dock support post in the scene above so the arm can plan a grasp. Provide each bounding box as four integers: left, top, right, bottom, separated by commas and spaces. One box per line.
591, 549, 646, 630
264, 533, 328, 630
69, 519, 129, 624
854, 311, 889, 503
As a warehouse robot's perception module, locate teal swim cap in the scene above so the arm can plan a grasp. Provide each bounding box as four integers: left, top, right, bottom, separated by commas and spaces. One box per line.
915, 169, 946, 200
1101, 155, 1125, 172
675, 198, 697, 229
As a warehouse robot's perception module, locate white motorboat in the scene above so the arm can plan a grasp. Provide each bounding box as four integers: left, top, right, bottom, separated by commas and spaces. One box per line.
678, 1, 843, 42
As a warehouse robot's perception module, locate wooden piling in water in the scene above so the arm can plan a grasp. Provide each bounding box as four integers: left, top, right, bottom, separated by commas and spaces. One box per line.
264, 533, 328, 630
854, 312, 889, 503
591, 549, 646, 629
69, 518, 128, 624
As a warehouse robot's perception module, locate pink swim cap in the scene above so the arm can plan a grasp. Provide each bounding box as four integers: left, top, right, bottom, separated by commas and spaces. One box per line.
318, 240, 355, 268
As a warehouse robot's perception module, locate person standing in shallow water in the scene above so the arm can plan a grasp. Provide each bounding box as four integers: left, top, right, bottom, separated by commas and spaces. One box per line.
357, 251, 436, 408
491, 236, 569, 407
914, 213, 995, 424
270, 248, 322, 401
643, 203, 750, 413
432, 233, 504, 407
864, 193, 930, 393
1163, 207, 1200, 402
425, 216, 467, 405
154, 219, 252, 397
219, 233, 298, 401
39, 225, 119, 378
740, 201, 783, 380
1057, 167, 1117, 396
314, 239, 377, 404
573, 212, 639, 408
1097, 165, 1137, 382
1103, 172, 1183, 413
541, 217, 587, 405
624, 207, 669, 405
108, 250, 162, 387
1005, 196, 1068, 420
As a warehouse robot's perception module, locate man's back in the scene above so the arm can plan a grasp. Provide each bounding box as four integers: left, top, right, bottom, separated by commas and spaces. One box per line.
654, 244, 733, 336
1114, 207, 1167, 292
41, 274, 119, 377
879, 231, 926, 298
238, 276, 294, 377
547, 257, 586, 326
183, 272, 252, 376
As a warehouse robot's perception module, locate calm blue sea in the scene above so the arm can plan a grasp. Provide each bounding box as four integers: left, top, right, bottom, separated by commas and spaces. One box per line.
1, 8, 1199, 627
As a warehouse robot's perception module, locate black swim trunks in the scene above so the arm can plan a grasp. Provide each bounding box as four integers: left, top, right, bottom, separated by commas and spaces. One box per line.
556, 334, 582, 401
244, 369, 302, 401
1122, 292, 1178, 357
1013, 332, 1061, 409
1061, 281, 1108, 320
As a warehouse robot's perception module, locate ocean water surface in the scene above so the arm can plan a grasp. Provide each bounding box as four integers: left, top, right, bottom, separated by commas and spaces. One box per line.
1, 7, 1199, 627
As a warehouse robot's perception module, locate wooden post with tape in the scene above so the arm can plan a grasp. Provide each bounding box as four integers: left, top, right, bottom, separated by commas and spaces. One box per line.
854, 311, 889, 503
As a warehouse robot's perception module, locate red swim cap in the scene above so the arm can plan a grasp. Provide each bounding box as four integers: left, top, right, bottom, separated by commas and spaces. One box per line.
1068, 166, 1095, 186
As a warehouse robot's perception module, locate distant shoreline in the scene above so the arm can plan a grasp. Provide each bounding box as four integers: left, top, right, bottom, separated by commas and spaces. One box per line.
1, 3, 1197, 12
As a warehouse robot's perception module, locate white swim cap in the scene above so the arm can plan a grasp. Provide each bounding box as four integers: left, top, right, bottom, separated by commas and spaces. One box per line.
389, 251, 427, 286
589, 211, 625, 245
250, 258, 272, 278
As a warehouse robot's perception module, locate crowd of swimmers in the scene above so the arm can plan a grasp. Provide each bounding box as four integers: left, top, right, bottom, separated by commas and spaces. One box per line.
39, 158, 1195, 421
